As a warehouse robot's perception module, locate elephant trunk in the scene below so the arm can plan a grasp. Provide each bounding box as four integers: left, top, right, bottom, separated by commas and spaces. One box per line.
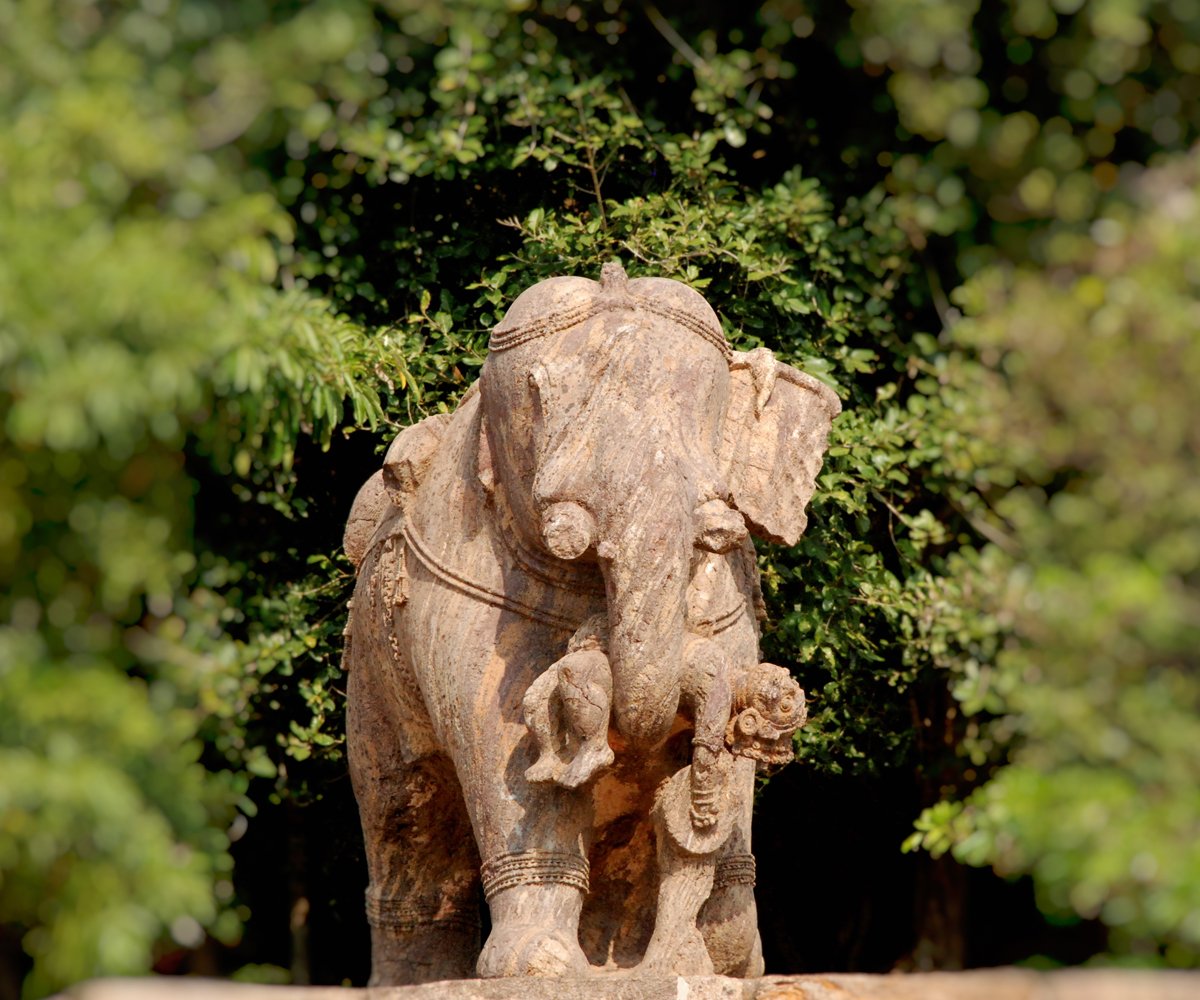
534, 420, 702, 750
600, 490, 693, 751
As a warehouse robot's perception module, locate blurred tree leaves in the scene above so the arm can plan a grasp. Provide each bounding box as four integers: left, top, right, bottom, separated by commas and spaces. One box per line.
0, 0, 405, 993
904, 155, 1200, 962
843, 0, 1200, 265
833, 0, 1200, 963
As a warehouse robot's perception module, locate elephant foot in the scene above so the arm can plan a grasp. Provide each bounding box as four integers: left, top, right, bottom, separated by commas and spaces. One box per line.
558, 739, 614, 789
477, 922, 591, 978
367, 920, 480, 986
698, 883, 763, 977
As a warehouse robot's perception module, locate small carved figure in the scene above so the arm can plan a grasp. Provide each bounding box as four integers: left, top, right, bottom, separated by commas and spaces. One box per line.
727, 662, 808, 765
342, 263, 840, 984
523, 615, 614, 789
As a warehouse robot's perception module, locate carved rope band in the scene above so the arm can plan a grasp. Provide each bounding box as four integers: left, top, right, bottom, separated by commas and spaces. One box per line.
690, 599, 746, 638
713, 853, 756, 891
403, 521, 580, 631
480, 850, 590, 901
500, 517, 607, 598
489, 296, 732, 362
406, 518, 745, 635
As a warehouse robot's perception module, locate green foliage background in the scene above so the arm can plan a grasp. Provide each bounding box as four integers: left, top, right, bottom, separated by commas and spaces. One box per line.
0, 0, 1196, 994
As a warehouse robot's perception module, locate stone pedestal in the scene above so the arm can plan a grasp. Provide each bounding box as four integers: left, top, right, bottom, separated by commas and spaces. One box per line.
62, 969, 1200, 1000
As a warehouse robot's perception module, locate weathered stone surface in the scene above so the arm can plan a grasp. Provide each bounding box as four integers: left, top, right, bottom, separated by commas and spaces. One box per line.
62, 970, 1200, 1000
341, 264, 841, 983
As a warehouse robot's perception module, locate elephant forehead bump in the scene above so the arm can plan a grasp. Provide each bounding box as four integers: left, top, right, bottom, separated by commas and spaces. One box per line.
488, 263, 731, 362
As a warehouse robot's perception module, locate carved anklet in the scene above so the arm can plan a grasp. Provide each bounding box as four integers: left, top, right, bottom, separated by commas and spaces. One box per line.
480, 850, 590, 901
364, 887, 479, 933
713, 853, 756, 890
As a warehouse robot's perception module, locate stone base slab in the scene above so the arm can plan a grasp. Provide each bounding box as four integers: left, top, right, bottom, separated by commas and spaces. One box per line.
61, 969, 1200, 1000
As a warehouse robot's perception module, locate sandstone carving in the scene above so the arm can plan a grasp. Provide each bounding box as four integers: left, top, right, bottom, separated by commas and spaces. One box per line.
342, 263, 841, 984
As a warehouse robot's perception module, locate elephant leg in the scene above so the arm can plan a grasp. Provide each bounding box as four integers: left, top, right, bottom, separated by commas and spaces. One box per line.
466, 717, 594, 979
639, 846, 717, 975
347, 608, 481, 985
444, 644, 594, 978
398, 546, 601, 979
697, 755, 764, 977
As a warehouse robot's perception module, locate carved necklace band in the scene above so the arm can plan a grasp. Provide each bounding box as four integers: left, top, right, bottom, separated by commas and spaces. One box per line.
402, 520, 746, 636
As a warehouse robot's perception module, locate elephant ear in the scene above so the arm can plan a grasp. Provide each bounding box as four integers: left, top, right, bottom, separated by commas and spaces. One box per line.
344, 411, 455, 569
719, 348, 842, 547
344, 470, 390, 569
382, 411, 454, 503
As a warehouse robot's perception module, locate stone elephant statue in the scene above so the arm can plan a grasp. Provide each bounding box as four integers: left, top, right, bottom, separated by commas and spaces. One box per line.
342, 264, 840, 984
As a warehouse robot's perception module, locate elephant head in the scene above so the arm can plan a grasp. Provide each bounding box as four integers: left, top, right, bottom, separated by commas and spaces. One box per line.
476, 263, 840, 750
